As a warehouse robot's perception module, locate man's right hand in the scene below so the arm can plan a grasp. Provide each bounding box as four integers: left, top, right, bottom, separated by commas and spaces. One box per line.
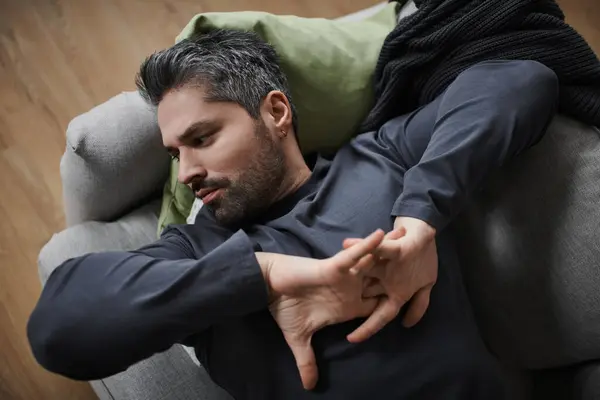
255, 229, 384, 391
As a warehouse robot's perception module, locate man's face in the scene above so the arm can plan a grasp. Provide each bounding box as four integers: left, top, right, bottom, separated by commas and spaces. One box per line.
158, 86, 286, 227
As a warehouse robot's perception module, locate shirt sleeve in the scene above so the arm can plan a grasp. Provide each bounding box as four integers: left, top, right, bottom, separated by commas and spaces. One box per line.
389, 61, 558, 231
27, 228, 268, 381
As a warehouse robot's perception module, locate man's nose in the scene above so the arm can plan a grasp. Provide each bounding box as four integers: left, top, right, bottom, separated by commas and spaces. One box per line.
177, 151, 206, 185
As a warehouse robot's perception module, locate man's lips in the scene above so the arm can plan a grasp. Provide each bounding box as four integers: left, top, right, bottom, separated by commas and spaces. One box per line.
196, 188, 222, 204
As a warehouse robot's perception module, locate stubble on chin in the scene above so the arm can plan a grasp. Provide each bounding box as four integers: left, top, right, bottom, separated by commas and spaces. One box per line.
207, 189, 247, 227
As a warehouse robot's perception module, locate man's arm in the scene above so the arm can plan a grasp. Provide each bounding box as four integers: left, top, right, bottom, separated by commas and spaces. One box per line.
342, 61, 559, 339
27, 228, 268, 381
389, 60, 559, 231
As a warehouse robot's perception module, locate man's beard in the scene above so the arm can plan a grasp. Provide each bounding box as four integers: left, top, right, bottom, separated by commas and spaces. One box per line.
205, 121, 286, 227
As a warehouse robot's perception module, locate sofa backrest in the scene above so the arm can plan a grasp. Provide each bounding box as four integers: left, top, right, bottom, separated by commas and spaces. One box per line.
456, 115, 600, 370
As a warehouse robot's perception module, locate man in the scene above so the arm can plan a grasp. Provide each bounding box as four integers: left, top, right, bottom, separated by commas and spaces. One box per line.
28, 30, 558, 399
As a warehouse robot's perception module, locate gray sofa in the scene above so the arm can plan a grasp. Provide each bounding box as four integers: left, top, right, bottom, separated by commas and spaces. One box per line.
36, 2, 600, 399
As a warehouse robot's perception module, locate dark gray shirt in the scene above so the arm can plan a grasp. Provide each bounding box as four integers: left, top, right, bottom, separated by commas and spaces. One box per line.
28, 60, 557, 400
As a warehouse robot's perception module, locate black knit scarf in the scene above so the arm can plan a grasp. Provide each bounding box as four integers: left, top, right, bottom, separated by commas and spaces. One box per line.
361, 0, 600, 131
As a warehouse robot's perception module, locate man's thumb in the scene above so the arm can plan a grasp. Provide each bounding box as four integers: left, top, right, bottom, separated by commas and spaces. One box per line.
286, 334, 318, 390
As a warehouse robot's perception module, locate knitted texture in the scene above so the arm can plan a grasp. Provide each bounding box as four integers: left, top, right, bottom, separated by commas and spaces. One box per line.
362, 0, 600, 131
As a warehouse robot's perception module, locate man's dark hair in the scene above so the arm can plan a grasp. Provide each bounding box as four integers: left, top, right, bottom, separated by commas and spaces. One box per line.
135, 29, 298, 134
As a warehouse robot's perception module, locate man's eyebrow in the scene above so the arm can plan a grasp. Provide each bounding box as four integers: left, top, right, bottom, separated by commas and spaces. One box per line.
177, 120, 218, 142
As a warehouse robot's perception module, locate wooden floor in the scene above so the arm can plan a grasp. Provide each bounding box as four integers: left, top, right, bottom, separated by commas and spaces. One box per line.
0, 0, 598, 399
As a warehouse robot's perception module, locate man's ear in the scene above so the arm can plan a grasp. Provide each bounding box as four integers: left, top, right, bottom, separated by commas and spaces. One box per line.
263, 90, 293, 138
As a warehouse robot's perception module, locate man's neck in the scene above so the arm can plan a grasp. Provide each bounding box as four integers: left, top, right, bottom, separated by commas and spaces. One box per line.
273, 162, 312, 204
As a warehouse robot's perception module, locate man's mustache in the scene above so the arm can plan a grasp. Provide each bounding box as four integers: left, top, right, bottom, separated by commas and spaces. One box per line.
191, 178, 230, 193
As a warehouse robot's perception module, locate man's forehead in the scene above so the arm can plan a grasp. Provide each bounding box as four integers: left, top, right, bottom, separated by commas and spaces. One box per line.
158, 88, 211, 143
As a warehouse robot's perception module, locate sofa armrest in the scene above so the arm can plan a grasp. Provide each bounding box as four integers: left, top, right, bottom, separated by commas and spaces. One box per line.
37, 200, 231, 400
455, 115, 600, 368
38, 200, 160, 283
62, 91, 170, 226
90, 345, 232, 400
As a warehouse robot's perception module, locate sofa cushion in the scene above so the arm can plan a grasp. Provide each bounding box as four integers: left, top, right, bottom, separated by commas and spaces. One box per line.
455, 115, 600, 369
157, 2, 400, 234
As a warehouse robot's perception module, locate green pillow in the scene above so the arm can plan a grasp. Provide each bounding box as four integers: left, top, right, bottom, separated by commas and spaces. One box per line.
158, 4, 400, 235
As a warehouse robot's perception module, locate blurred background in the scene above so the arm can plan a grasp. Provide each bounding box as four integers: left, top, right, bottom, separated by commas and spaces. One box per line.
0, 0, 598, 399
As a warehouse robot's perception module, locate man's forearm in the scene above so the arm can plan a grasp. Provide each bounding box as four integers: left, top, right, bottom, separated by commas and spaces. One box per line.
392, 60, 558, 231
28, 230, 269, 380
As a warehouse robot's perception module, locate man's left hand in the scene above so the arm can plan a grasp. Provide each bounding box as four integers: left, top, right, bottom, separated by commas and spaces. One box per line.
342, 217, 438, 343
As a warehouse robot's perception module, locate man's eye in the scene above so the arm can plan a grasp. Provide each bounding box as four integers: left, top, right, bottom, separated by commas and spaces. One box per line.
192, 136, 207, 147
